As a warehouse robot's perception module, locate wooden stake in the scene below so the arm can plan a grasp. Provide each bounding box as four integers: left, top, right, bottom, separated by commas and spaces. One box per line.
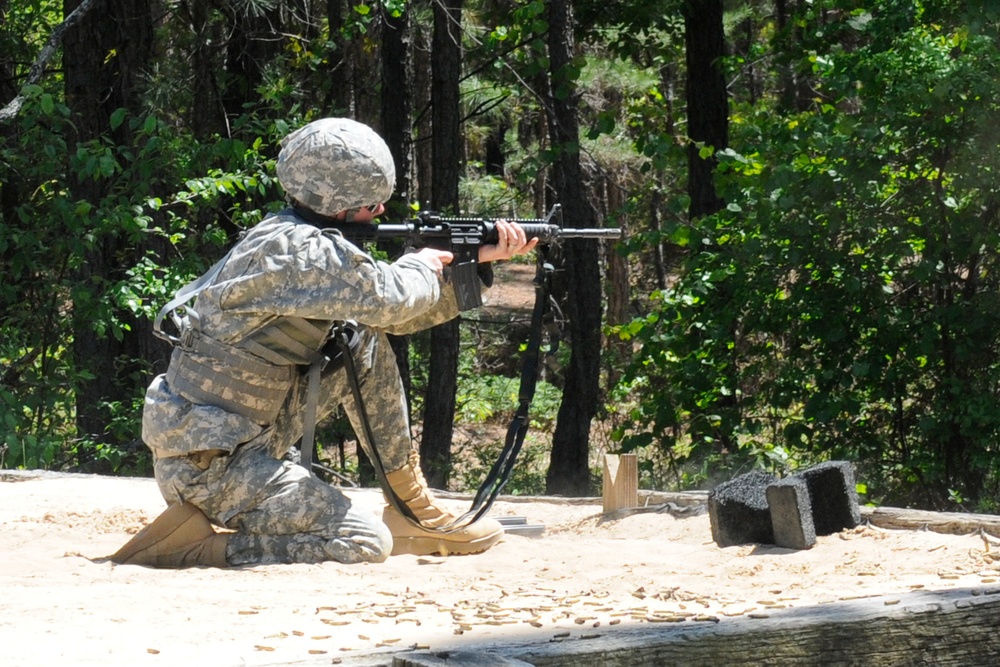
603, 453, 638, 513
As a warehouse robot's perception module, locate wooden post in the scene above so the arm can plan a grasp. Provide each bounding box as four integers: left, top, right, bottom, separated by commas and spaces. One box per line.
603, 453, 638, 513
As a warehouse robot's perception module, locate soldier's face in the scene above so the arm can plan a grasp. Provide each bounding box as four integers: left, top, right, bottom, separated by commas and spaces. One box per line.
342, 202, 384, 223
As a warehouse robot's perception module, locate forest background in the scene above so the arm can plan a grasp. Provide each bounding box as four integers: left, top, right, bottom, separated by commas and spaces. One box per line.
3, 0, 1000, 513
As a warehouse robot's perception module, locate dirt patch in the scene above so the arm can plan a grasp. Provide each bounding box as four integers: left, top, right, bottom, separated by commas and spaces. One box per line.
483, 261, 539, 315
17, 508, 151, 534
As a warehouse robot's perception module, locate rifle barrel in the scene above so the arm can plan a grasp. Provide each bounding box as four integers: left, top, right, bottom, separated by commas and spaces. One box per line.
517, 224, 622, 240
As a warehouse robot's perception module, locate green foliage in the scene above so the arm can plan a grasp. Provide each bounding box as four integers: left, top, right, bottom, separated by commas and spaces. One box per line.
1, 60, 286, 471
1, 87, 85, 470
7, 0, 1000, 513
614, 9, 1000, 509
456, 372, 561, 430
453, 429, 551, 496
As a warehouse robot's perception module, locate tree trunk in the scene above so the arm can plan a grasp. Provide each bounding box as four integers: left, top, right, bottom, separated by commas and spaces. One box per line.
411, 13, 432, 208
485, 120, 508, 177
420, 0, 463, 489
380, 2, 415, 476
188, 1, 225, 139
651, 60, 680, 290
0, 0, 17, 104
683, 0, 736, 452
326, 0, 355, 115
380, 4, 412, 205
63, 0, 153, 461
604, 171, 630, 391
222, 2, 283, 125
544, 0, 602, 497
774, 0, 796, 113
0, 0, 19, 226
683, 0, 728, 219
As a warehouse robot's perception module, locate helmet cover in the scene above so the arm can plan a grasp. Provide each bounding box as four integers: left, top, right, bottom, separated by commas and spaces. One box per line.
276, 118, 395, 216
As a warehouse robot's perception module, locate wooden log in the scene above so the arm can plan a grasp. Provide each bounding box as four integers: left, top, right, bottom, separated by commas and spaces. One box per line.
602, 453, 638, 514
394, 651, 534, 666
326, 587, 1000, 667
508, 587, 1000, 667
862, 505, 1000, 539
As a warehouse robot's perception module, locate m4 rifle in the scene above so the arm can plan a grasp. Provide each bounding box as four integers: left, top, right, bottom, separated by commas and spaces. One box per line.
327, 204, 622, 310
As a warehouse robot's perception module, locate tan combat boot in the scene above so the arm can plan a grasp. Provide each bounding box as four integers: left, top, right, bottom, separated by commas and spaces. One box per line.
382, 453, 504, 556
109, 502, 229, 568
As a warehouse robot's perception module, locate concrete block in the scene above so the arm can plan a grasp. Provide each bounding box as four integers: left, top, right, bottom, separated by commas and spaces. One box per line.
766, 476, 817, 550
794, 461, 861, 535
708, 470, 778, 547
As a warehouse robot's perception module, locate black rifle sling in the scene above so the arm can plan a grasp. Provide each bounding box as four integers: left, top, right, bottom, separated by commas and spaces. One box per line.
332, 324, 423, 526
337, 248, 555, 532
470, 248, 555, 513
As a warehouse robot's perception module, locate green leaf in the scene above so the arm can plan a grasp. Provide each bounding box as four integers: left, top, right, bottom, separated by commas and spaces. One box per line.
110, 108, 126, 131
671, 225, 693, 247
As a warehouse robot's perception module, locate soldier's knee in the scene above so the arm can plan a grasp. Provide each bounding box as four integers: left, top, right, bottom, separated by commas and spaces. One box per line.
330, 512, 393, 564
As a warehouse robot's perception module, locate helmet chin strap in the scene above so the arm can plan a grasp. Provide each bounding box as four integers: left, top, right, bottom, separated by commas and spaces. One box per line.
287, 199, 383, 226
288, 204, 345, 228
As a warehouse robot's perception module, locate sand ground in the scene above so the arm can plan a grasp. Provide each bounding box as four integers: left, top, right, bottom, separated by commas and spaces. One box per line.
2, 471, 999, 666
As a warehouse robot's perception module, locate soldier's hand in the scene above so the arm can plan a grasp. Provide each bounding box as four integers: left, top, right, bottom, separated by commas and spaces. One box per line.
479, 220, 539, 263
412, 247, 455, 273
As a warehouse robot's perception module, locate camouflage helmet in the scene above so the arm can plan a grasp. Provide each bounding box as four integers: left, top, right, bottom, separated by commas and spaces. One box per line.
276, 118, 395, 217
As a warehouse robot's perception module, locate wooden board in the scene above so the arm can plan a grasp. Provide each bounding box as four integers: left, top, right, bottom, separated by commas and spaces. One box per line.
318, 586, 1000, 667
602, 453, 638, 513
862, 505, 1000, 539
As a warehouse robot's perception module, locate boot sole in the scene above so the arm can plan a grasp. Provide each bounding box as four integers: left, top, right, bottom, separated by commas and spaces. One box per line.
391, 529, 504, 557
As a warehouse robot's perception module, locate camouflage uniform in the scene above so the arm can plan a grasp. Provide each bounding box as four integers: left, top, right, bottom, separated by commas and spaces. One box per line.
143, 120, 471, 565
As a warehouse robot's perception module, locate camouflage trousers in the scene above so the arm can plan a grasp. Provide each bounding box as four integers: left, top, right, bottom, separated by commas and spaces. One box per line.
149, 327, 411, 565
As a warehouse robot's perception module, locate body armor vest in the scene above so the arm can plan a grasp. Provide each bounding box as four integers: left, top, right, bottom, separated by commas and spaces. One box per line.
153, 237, 335, 427
164, 315, 331, 426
